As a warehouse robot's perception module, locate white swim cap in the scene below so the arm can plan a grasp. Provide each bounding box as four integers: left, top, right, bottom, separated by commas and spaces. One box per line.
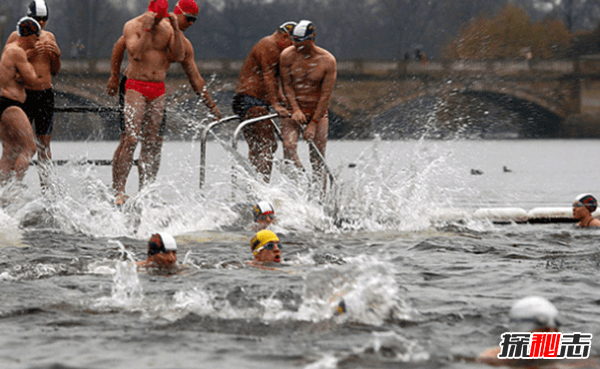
16, 17, 41, 37
292, 20, 316, 42
158, 232, 177, 252
148, 232, 177, 256
253, 201, 275, 220
279, 21, 296, 35
509, 296, 560, 332
27, 0, 49, 19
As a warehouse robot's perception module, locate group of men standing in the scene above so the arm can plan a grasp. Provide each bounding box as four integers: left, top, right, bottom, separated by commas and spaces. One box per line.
0, 0, 337, 205
0, 0, 60, 195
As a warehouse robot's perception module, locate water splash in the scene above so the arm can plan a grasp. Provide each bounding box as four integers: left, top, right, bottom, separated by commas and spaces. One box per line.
94, 260, 143, 309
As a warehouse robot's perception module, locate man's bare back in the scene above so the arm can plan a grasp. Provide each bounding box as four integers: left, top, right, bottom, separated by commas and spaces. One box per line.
0, 44, 38, 103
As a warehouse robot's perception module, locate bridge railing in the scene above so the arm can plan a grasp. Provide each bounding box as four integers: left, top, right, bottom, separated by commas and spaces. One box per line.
58, 56, 600, 78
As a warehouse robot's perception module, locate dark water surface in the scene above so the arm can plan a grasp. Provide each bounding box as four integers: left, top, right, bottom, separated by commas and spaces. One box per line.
0, 140, 599, 369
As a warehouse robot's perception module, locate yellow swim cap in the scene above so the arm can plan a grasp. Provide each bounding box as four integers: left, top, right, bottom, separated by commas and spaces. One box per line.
250, 230, 279, 254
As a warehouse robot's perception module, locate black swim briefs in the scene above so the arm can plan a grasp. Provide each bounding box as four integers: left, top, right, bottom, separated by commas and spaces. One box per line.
24, 88, 55, 135
232, 94, 269, 118
0, 96, 26, 120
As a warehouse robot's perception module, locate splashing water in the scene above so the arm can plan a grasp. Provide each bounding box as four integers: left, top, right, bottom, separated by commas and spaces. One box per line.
94, 260, 143, 309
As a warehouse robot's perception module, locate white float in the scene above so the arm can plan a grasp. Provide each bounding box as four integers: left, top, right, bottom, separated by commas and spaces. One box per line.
435, 207, 584, 224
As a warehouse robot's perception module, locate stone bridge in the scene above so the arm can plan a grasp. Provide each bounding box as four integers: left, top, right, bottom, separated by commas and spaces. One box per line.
53, 57, 600, 139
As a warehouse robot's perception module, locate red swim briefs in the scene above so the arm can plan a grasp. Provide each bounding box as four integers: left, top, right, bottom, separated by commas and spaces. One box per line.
125, 78, 166, 101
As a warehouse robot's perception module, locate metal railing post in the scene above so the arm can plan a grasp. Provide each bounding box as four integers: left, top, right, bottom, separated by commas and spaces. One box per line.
199, 115, 240, 188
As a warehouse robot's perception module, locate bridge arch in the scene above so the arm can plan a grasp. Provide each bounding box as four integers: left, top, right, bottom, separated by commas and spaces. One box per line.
466, 83, 567, 118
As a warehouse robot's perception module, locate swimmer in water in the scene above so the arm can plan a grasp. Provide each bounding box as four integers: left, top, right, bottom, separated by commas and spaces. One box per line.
478, 296, 599, 368
253, 201, 276, 230
572, 194, 600, 227
137, 232, 177, 268
247, 230, 282, 269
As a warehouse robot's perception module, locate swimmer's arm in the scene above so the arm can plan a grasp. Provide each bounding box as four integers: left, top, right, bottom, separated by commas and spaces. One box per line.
107, 36, 126, 96
180, 40, 221, 119
46, 34, 61, 76
259, 47, 289, 117
166, 14, 184, 63
308, 56, 337, 126
12, 48, 38, 86
280, 50, 301, 115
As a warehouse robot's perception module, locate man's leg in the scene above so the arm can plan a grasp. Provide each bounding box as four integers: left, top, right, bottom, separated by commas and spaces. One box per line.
113, 90, 145, 200
138, 95, 165, 190
281, 117, 303, 169
309, 115, 329, 192
35, 134, 52, 192
242, 106, 277, 182
0, 108, 36, 183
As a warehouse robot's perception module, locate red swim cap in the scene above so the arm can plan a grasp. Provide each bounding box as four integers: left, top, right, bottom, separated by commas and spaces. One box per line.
148, 0, 169, 19
174, 0, 198, 15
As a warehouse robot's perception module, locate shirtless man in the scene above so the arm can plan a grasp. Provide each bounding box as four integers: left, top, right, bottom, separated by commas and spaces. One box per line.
107, 0, 221, 190
279, 20, 337, 191
232, 21, 296, 183
0, 18, 40, 188
5, 1, 61, 193
111, 0, 184, 205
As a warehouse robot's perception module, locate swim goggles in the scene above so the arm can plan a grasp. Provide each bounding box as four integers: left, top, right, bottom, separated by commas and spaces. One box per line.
253, 242, 282, 256
573, 202, 585, 208
176, 5, 197, 23
148, 241, 175, 256
256, 212, 276, 221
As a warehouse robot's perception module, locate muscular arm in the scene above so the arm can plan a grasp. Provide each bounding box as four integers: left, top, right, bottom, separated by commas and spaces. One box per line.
280, 50, 301, 117
166, 13, 184, 63
107, 36, 126, 96
180, 39, 221, 119
13, 48, 38, 86
45, 33, 61, 76
258, 44, 288, 117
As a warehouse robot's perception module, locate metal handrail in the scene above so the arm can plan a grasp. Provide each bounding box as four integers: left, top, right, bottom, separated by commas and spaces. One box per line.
199, 115, 241, 188
54, 106, 121, 113
229, 114, 280, 193
231, 113, 280, 152
295, 123, 336, 187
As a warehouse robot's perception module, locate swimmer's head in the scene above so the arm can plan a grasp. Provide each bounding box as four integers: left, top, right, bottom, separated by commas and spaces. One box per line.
16, 17, 41, 38
148, 232, 177, 256
292, 20, 316, 43
251, 230, 281, 262
574, 193, 597, 213
27, 0, 49, 23
175, 0, 198, 23
148, 0, 169, 19
509, 296, 560, 332
279, 21, 297, 35
253, 201, 275, 223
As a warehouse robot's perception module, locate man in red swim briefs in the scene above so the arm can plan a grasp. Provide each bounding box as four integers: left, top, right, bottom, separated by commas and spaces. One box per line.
111, 0, 184, 206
